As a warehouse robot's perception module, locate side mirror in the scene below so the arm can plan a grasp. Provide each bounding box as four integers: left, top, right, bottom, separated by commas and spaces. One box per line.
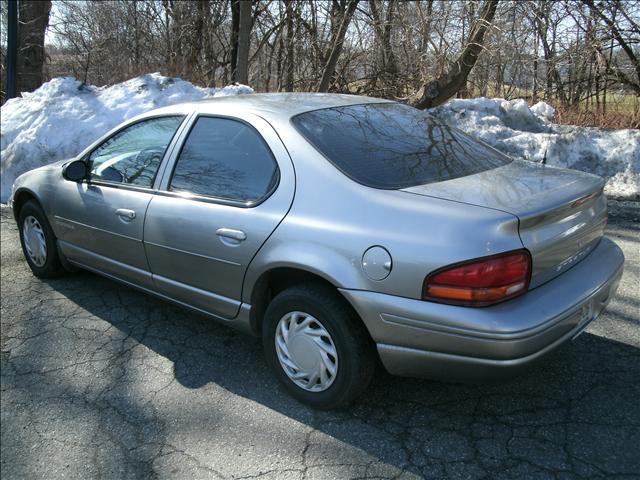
62, 160, 88, 182
99, 166, 125, 183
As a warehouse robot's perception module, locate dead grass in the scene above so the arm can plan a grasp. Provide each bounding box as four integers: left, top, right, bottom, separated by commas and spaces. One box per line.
470, 82, 640, 129
552, 106, 640, 129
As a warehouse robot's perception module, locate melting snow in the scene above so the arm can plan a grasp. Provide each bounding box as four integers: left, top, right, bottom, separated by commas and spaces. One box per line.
430, 97, 639, 200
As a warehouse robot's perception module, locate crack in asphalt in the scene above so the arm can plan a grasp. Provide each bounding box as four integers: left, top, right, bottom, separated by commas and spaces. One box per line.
1, 203, 639, 479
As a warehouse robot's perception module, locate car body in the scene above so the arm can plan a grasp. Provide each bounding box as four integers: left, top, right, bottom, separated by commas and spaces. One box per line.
9, 93, 624, 408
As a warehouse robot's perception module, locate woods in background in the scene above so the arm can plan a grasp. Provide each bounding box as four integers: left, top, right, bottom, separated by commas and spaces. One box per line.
1, 0, 639, 126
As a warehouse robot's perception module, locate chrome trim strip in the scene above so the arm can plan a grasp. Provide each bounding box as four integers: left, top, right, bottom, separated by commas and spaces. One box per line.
377, 308, 601, 369
58, 239, 153, 284
83, 180, 156, 194
66, 258, 238, 323
153, 189, 254, 209
152, 273, 242, 309
53, 216, 141, 242
144, 240, 242, 266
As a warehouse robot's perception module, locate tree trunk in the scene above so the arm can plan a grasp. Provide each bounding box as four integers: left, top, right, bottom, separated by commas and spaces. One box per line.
4, 0, 18, 101
317, 0, 359, 93
16, 0, 51, 94
230, 0, 240, 82
284, 2, 295, 91
232, 0, 251, 85
408, 0, 498, 109
187, 1, 207, 81
201, 0, 215, 86
532, 27, 539, 103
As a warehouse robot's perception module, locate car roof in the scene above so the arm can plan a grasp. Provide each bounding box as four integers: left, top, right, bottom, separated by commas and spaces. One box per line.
150, 92, 395, 122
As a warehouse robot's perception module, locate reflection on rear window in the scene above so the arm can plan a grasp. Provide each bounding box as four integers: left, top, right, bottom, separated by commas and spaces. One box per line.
292, 103, 511, 189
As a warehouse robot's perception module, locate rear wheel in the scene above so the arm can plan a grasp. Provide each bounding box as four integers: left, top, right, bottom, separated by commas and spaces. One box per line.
263, 283, 376, 409
18, 200, 64, 278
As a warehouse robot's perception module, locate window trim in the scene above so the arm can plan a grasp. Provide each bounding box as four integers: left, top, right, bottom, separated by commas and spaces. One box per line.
164, 114, 281, 209
82, 114, 187, 191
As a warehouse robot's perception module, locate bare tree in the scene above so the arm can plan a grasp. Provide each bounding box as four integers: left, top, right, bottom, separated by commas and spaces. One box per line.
317, 0, 360, 92
283, 1, 295, 91
408, 0, 498, 109
583, 0, 640, 95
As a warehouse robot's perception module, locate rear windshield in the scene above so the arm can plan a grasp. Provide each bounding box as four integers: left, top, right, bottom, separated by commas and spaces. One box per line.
292, 102, 511, 189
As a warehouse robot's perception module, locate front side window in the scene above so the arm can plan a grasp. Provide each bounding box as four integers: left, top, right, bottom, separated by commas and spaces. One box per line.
292, 103, 512, 189
88, 116, 184, 188
169, 117, 278, 203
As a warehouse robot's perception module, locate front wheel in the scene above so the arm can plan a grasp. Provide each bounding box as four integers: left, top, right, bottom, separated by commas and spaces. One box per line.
18, 200, 64, 278
263, 283, 376, 409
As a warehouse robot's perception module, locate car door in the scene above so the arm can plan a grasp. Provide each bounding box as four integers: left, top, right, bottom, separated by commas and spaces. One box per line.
143, 113, 295, 319
53, 115, 187, 287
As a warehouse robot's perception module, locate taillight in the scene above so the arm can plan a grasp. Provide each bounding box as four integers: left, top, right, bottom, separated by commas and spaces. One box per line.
422, 250, 532, 307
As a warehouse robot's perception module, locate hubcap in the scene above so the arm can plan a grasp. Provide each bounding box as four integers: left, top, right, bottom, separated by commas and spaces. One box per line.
275, 311, 338, 392
22, 216, 47, 267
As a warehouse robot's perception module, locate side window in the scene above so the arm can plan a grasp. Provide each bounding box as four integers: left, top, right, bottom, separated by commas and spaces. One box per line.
169, 117, 279, 203
88, 116, 184, 188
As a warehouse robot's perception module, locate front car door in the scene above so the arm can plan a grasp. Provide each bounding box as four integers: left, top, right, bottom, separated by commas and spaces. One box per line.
143, 112, 295, 319
53, 115, 187, 287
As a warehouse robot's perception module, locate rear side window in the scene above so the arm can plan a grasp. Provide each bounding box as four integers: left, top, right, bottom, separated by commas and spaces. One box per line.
292, 103, 511, 189
170, 117, 278, 203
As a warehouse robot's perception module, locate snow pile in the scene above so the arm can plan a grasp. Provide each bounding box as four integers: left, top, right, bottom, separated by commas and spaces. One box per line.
1, 73, 253, 201
431, 97, 640, 199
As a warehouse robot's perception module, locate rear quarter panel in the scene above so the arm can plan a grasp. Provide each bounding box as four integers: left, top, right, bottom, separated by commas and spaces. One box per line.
242, 119, 524, 302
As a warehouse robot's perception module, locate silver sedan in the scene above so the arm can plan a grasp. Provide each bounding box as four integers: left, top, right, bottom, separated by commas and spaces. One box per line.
9, 94, 624, 409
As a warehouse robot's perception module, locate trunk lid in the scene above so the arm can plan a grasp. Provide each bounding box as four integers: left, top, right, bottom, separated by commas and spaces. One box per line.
403, 160, 607, 288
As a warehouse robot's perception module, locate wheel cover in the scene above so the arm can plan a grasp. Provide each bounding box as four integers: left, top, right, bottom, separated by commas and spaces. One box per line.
22, 215, 47, 267
275, 311, 338, 392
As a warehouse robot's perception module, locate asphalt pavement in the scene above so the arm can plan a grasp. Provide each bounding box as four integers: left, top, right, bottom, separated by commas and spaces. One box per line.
1, 202, 639, 479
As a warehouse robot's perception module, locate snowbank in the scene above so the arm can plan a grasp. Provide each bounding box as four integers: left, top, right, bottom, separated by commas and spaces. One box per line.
1, 73, 253, 201
430, 97, 640, 199
1, 77, 638, 202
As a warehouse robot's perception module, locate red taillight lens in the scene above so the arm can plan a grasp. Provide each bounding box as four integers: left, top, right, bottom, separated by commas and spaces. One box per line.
422, 250, 531, 306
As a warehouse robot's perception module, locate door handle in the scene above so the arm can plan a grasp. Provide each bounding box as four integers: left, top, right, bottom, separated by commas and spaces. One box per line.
216, 228, 246, 241
115, 208, 136, 220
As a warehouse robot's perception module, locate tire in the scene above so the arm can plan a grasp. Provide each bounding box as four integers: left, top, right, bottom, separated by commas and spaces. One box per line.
18, 200, 65, 278
262, 283, 376, 409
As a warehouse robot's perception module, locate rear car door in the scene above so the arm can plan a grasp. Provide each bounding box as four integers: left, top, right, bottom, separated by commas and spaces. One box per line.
53, 115, 186, 287
143, 113, 295, 319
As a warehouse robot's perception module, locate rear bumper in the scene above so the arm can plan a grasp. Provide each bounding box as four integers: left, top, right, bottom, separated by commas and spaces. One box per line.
340, 237, 624, 382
